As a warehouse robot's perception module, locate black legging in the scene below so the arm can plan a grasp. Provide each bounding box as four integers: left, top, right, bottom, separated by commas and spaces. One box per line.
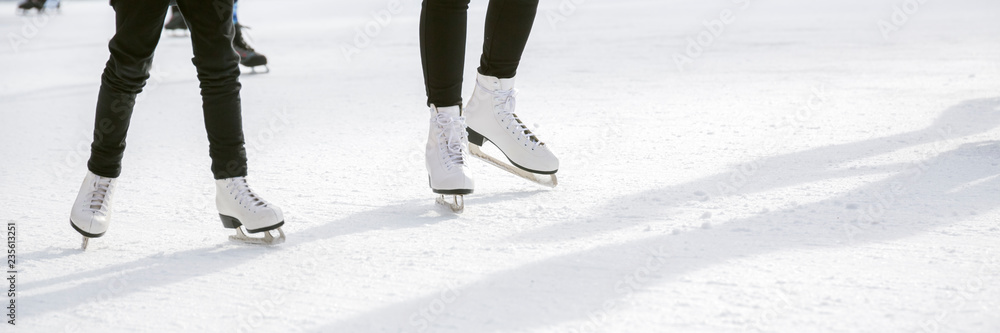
89, 0, 247, 179
420, 0, 539, 107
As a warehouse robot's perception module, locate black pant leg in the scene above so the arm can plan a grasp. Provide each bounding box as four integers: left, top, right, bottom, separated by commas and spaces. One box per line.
479, 0, 539, 79
88, 0, 171, 178
420, 0, 470, 107
175, 0, 247, 179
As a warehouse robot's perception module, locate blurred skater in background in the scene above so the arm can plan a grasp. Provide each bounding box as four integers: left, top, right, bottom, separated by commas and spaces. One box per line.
16, 0, 58, 14
165, 0, 269, 72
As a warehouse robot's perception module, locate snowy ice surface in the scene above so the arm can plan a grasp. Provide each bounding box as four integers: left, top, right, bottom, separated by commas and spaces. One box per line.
1, 0, 999, 332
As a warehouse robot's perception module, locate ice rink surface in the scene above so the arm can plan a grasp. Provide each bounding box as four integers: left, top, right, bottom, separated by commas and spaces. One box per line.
1, 0, 999, 332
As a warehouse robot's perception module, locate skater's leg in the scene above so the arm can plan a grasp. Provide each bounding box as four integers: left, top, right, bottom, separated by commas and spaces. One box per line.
463, 0, 557, 178
88, 0, 171, 178
478, 0, 539, 79
420, 0, 471, 107
175, 0, 248, 179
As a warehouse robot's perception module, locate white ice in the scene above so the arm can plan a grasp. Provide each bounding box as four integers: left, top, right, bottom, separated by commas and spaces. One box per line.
1, 0, 999, 332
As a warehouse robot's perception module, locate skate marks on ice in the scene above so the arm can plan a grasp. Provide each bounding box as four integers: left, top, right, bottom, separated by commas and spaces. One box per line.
315, 144, 1000, 333
515, 97, 1000, 242
434, 189, 548, 214
18, 193, 542, 322
20, 244, 283, 316
314, 99, 1000, 332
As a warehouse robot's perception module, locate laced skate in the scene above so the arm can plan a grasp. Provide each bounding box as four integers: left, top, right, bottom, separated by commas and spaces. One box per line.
426, 105, 474, 213
216, 177, 285, 245
17, 0, 57, 14
465, 73, 558, 187
70, 172, 117, 250
234, 24, 269, 74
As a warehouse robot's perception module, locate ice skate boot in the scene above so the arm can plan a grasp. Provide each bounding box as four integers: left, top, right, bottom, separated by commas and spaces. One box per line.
216, 177, 285, 245
70, 171, 117, 250
16, 0, 45, 14
164, 7, 188, 36
427, 105, 474, 213
234, 24, 269, 74
465, 73, 558, 187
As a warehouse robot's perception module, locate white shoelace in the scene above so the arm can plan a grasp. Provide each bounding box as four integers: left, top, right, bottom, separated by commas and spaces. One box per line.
86, 176, 113, 215
228, 178, 268, 212
483, 82, 544, 150
434, 112, 468, 170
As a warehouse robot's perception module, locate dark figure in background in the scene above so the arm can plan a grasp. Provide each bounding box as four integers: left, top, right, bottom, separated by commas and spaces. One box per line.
164, 0, 269, 72
17, 0, 57, 14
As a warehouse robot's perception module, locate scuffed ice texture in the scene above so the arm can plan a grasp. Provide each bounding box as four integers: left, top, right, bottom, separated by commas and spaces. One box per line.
1, 0, 998, 332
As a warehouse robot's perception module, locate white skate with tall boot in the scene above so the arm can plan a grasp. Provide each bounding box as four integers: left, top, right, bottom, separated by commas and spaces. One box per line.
70, 171, 118, 250
464, 73, 558, 187
426, 105, 474, 213
216, 177, 285, 245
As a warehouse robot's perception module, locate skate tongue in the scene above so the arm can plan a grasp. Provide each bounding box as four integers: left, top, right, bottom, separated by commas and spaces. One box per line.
435, 105, 462, 118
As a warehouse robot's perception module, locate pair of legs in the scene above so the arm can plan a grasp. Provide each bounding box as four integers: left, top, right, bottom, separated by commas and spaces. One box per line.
90, 0, 247, 180
73, 0, 283, 248
420, 0, 539, 107
422, 0, 558, 212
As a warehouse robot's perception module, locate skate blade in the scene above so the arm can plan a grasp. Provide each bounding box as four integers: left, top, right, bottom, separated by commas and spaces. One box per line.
81, 236, 89, 251
436, 195, 465, 213
230, 227, 285, 245
469, 144, 558, 188
247, 65, 270, 74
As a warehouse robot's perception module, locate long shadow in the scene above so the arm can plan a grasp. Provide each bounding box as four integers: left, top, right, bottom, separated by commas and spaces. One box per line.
515, 97, 1000, 242
21, 191, 545, 318
311, 99, 1000, 331
315, 143, 1000, 332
